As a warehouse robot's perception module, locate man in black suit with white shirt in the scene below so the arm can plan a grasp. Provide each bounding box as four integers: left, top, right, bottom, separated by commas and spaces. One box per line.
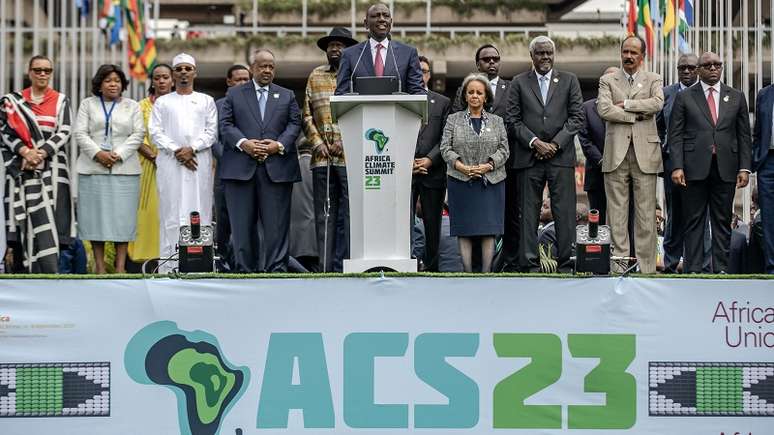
669, 51, 752, 273
506, 35, 584, 272
412, 56, 451, 271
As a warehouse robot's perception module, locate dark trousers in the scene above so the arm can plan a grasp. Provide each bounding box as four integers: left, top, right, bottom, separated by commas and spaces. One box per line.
498, 169, 521, 271
312, 165, 349, 273
758, 150, 774, 273
225, 165, 293, 273
683, 157, 735, 273
214, 175, 235, 272
517, 162, 576, 272
411, 181, 445, 272
663, 171, 712, 273
586, 188, 607, 225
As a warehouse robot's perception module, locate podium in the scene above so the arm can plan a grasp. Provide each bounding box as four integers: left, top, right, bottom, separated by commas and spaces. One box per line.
330, 94, 428, 272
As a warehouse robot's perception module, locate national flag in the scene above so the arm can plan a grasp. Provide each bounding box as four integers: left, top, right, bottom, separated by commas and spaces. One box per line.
651, 0, 661, 26
663, 0, 676, 38
637, 0, 654, 58
627, 0, 638, 35
677, 0, 693, 53
124, 0, 156, 80
75, 0, 90, 17
97, 0, 123, 45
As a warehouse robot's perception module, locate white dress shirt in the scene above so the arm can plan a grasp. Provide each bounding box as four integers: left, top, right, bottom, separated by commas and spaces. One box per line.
700, 80, 721, 119
369, 38, 389, 70
490, 76, 499, 97
529, 70, 553, 147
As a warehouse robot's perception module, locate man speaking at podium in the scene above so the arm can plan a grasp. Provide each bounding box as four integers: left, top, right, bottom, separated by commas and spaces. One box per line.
335, 3, 425, 96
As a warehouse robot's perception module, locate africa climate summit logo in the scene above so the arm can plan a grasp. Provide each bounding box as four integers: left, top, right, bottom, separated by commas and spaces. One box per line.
365, 128, 389, 154
125, 321, 250, 435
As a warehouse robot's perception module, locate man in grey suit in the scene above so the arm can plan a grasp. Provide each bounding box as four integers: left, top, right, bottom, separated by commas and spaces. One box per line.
597, 35, 664, 274
506, 36, 584, 272
219, 49, 302, 272
656, 53, 712, 273
413, 55, 451, 271
669, 51, 752, 273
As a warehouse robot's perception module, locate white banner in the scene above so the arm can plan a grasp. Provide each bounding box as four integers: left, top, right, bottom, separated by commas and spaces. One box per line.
0, 277, 772, 435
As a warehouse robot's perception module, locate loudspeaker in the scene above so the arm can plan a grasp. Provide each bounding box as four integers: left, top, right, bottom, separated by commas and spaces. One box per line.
178, 225, 214, 273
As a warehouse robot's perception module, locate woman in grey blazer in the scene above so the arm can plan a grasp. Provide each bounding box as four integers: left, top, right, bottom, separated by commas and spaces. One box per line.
441, 73, 509, 272
74, 64, 143, 274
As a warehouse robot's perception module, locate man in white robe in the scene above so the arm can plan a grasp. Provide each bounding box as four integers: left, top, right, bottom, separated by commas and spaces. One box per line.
150, 53, 217, 272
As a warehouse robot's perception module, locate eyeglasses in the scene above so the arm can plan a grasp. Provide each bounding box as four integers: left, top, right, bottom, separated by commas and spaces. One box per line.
699, 62, 723, 70
30, 68, 53, 75
479, 56, 501, 63
677, 65, 697, 71
174, 66, 195, 72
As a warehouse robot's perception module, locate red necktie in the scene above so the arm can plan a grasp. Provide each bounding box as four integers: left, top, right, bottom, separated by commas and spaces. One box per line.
374, 43, 384, 77
707, 88, 718, 154
707, 88, 718, 125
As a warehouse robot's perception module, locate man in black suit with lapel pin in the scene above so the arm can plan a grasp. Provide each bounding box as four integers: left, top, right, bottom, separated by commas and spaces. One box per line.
219, 48, 302, 273
669, 51, 752, 273
412, 55, 451, 272
334, 3, 424, 96
506, 35, 584, 273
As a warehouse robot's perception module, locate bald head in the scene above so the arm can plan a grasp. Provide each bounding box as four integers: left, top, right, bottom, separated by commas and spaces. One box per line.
698, 51, 722, 86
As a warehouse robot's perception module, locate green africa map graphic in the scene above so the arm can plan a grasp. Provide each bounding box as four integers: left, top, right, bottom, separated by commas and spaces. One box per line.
365, 128, 389, 153
125, 321, 250, 435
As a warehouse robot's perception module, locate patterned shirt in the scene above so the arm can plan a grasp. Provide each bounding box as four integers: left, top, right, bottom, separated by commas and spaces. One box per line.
303, 64, 345, 168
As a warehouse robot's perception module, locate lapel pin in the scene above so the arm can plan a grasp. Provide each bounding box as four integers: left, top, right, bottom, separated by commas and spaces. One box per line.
486, 127, 491, 132
723, 95, 729, 102
430, 99, 435, 103
637, 83, 643, 88
501, 83, 506, 89
553, 78, 559, 83
273, 93, 280, 99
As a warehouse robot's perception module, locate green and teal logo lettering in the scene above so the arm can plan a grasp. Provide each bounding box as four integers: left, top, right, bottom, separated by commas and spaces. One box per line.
365, 128, 389, 154
125, 321, 250, 435
125, 329, 637, 431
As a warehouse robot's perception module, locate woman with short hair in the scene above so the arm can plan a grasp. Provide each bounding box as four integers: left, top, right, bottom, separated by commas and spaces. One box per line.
74, 64, 144, 274
441, 73, 509, 273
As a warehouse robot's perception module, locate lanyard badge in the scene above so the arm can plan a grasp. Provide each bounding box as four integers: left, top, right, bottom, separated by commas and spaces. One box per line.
100, 96, 117, 151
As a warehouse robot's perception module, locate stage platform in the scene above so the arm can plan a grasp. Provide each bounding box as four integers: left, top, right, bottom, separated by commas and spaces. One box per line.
1, 275, 772, 435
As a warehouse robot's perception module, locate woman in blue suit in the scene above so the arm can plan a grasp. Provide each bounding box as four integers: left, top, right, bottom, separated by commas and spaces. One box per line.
441, 74, 510, 272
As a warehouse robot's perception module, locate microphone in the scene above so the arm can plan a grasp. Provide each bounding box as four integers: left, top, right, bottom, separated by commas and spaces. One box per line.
190, 211, 201, 240
387, 33, 403, 94
349, 41, 369, 95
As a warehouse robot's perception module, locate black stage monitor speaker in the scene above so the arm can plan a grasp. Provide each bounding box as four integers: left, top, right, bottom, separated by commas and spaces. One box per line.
178, 212, 214, 273
575, 209, 611, 275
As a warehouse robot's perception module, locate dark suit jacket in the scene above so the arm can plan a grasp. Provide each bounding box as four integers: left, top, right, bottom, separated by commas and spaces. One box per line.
451, 76, 511, 118
668, 82, 752, 182
219, 81, 302, 183
657, 82, 695, 173
334, 39, 425, 96
753, 84, 774, 171
578, 98, 606, 191
506, 69, 584, 169
413, 90, 451, 189
214, 97, 226, 160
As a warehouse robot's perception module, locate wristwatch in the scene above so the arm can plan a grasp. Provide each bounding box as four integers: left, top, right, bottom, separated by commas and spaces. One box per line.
277, 142, 285, 155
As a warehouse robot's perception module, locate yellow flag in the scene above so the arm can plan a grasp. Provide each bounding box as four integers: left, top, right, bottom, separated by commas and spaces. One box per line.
663, 0, 676, 37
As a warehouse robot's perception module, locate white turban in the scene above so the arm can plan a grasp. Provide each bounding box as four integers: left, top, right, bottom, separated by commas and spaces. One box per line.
172, 53, 196, 67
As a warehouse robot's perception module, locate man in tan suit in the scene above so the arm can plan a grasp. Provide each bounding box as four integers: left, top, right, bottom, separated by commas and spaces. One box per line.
597, 35, 664, 273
